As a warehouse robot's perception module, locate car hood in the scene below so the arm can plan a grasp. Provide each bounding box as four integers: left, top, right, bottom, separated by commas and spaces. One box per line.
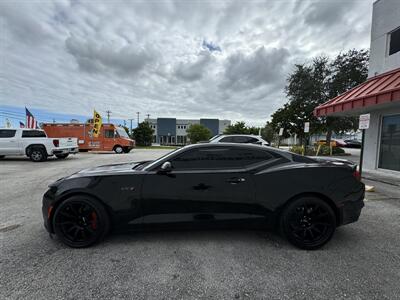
69, 161, 152, 177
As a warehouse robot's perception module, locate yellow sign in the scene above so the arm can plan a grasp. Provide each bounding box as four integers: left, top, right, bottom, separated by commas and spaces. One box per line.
92, 110, 102, 138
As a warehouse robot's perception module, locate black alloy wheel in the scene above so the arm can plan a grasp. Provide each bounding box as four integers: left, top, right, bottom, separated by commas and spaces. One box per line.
280, 196, 336, 250
53, 196, 110, 248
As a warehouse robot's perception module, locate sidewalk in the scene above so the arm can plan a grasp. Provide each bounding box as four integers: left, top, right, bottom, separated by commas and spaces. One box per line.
363, 169, 400, 187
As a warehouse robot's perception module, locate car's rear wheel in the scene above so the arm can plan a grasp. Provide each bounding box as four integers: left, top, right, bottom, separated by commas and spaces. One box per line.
55, 153, 69, 159
280, 196, 336, 250
29, 147, 47, 162
53, 196, 110, 248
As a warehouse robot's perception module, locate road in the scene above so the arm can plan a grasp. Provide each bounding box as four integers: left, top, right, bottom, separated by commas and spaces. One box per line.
1, 150, 400, 299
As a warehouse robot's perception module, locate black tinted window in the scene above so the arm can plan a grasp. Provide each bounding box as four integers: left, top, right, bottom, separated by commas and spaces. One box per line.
389, 27, 400, 56
220, 136, 233, 142
231, 136, 254, 143
171, 147, 273, 170
22, 130, 46, 138
0, 130, 16, 138
247, 137, 259, 143
105, 130, 114, 138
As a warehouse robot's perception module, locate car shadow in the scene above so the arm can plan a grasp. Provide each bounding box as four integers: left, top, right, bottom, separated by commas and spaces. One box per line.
0, 156, 79, 163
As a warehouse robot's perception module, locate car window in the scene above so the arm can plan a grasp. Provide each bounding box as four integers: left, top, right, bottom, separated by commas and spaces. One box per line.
0, 130, 17, 138
104, 129, 115, 138
219, 136, 233, 142
170, 147, 273, 170
246, 137, 259, 143
231, 136, 252, 143
21, 130, 46, 138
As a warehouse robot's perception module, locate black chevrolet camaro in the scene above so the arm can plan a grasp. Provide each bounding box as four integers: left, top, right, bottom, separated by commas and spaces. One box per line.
42, 143, 364, 250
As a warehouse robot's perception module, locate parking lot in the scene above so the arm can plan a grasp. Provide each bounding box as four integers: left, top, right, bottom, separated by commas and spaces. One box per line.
1, 150, 400, 299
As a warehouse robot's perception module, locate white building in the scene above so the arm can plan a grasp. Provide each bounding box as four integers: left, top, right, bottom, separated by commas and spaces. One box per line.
315, 0, 400, 176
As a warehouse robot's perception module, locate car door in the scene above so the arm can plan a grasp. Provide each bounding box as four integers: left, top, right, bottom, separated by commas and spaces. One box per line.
0, 129, 19, 155
140, 146, 269, 224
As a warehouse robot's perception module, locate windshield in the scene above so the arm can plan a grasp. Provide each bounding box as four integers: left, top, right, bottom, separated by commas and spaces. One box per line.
116, 127, 130, 138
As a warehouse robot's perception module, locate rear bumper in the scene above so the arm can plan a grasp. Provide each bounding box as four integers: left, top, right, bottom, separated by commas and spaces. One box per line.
52, 147, 79, 155
339, 189, 365, 226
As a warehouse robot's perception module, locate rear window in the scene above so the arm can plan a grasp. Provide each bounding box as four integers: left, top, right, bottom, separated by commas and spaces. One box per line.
22, 130, 47, 138
0, 129, 16, 138
292, 154, 316, 163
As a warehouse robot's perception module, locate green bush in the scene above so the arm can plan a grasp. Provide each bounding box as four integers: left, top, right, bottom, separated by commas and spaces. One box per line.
289, 145, 345, 156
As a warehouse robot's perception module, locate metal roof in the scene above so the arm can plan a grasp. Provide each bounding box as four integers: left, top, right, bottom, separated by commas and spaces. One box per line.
314, 67, 400, 117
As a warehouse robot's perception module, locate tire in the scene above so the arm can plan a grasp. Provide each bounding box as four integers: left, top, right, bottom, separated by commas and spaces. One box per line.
29, 147, 47, 162
0, 155, 5, 159
53, 196, 110, 248
280, 196, 336, 250
114, 145, 123, 154
55, 153, 69, 159
123, 147, 131, 153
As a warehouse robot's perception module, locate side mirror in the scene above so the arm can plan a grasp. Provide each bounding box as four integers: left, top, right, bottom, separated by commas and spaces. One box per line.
158, 161, 172, 174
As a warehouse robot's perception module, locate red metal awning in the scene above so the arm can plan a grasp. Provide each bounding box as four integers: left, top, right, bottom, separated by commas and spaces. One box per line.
314, 67, 400, 117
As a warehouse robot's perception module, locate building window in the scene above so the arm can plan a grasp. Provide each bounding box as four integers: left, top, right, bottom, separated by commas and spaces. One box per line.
379, 114, 400, 172
389, 27, 400, 56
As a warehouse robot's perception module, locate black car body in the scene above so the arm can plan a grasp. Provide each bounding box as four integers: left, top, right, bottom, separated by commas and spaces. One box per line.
42, 143, 364, 249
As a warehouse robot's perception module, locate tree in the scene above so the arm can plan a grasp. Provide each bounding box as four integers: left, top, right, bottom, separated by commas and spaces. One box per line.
224, 121, 260, 135
261, 121, 275, 143
133, 121, 154, 146
187, 124, 211, 143
270, 49, 369, 144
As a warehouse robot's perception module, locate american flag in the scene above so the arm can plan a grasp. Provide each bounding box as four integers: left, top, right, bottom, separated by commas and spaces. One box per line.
19, 121, 25, 128
25, 108, 37, 129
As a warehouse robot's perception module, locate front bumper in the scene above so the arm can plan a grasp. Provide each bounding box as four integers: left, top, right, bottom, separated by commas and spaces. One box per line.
42, 188, 56, 233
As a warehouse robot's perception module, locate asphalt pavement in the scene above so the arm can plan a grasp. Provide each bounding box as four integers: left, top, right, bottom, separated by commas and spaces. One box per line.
1, 150, 400, 299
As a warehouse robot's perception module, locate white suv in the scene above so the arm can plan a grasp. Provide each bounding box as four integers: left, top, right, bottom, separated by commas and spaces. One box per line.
209, 134, 270, 146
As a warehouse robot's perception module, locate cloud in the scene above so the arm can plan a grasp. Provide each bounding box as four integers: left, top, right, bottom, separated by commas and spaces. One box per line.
0, 0, 374, 126
173, 51, 213, 81
222, 47, 290, 90
65, 36, 156, 76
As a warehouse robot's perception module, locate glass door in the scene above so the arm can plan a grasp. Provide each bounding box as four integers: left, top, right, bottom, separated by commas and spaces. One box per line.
379, 114, 400, 172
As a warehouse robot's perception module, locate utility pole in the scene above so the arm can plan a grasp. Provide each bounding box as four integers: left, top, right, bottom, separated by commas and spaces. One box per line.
128, 118, 134, 136
136, 112, 140, 126
106, 110, 112, 123
146, 114, 150, 121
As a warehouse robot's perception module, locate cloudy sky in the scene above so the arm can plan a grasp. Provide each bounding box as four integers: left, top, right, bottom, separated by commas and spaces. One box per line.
0, 0, 373, 126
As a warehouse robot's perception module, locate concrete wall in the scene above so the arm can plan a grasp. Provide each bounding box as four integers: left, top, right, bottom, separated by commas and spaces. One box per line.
363, 106, 400, 171
157, 118, 176, 137
218, 120, 231, 134
200, 119, 219, 137
368, 0, 400, 77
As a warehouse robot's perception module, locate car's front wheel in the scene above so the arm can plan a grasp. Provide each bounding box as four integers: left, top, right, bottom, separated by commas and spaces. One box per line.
114, 145, 124, 154
280, 196, 336, 250
53, 196, 110, 248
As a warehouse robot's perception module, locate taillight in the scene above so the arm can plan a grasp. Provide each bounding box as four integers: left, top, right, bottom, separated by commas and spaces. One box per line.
47, 206, 53, 219
353, 170, 361, 181
53, 139, 59, 147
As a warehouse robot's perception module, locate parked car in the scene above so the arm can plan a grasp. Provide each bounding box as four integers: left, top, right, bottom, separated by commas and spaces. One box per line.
42, 143, 364, 250
209, 134, 270, 146
344, 139, 362, 148
43, 122, 135, 154
315, 139, 347, 147
0, 128, 78, 162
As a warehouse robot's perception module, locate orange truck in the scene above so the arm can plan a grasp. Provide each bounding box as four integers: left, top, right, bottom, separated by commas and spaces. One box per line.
43, 123, 135, 153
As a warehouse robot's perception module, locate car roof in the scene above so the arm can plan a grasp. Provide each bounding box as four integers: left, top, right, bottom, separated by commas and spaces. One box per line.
218, 134, 261, 137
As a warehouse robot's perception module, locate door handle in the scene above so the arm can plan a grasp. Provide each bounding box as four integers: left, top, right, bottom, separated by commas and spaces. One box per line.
227, 177, 246, 184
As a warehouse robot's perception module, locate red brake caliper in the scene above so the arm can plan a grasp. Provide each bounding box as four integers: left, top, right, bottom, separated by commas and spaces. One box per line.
91, 212, 97, 230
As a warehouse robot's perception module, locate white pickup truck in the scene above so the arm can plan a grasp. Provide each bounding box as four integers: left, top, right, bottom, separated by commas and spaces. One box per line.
0, 128, 78, 162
